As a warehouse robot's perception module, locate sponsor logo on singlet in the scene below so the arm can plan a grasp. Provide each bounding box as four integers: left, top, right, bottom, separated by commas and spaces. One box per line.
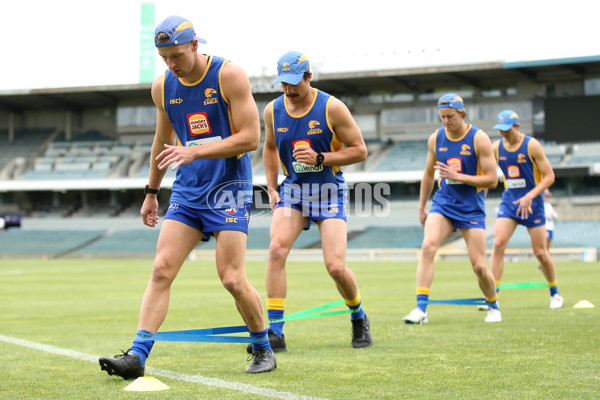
187, 112, 212, 136
507, 165, 520, 178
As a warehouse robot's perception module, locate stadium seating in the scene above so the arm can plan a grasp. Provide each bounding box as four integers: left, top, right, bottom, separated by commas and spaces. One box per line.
0, 229, 105, 258
348, 225, 424, 249
0, 128, 55, 178
538, 140, 567, 166
567, 142, 600, 165
373, 140, 428, 171
69, 229, 159, 258
485, 221, 600, 251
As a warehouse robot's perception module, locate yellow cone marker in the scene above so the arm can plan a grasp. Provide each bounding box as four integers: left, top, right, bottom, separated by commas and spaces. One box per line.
573, 300, 595, 309
124, 376, 170, 391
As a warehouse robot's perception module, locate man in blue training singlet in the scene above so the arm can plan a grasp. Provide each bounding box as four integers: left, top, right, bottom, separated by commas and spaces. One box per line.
99, 15, 275, 378
490, 110, 563, 309
256, 51, 372, 352
402, 94, 501, 324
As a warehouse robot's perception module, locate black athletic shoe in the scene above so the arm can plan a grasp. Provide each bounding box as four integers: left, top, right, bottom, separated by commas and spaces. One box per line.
245, 347, 277, 373
99, 349, 144, 380
351, 317, 373, 348
246, 329, 287, 354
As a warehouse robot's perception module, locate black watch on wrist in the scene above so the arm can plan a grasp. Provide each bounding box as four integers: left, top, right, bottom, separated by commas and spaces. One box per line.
144, 185, 160, 195
316, 153, 325, 166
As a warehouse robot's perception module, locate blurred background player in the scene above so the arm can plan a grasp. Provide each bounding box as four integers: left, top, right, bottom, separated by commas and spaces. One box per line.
543, 189, 558, 251
256, 51, 372, 352
489, 110, 563, 309
99, 15, 275, 379
403, 94, 501, 324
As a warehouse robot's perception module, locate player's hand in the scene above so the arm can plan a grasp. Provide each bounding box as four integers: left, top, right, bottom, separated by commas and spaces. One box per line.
514, 195, 533, 219
267, 187, 281, 211
141, 196, 160, 227
292, 146, 318, 165
157, 144, 196, 170
434, 161, 460, 181
418, 208, 428, 227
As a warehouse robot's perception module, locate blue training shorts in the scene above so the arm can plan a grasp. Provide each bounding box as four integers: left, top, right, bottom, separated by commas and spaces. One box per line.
164, 202, 250, 241
429, 203, 486, 229
497, 199, 545, 228
275, 183, 347, 231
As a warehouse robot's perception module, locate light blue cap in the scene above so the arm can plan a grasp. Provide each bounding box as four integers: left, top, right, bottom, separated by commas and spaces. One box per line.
272, 51, 310, 85
493, 110, 520, 131
437, 93, 465, 109
155, 15, 207, 48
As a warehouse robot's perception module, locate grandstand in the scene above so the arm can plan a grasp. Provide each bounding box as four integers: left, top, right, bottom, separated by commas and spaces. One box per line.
1, 56, 600, 259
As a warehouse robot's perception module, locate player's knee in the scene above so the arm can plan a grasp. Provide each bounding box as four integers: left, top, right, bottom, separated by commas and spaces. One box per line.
325, 261, 346, 281
268, 240, 291, 262
220, 272, 245, 295
150, 258, 176, 285
420, 241, 438, 259
533, 247, 550, 262
492, 238, 508, 252
471, 262, 487, 277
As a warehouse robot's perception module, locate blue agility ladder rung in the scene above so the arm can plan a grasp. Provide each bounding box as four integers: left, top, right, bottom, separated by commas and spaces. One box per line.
418, 297, 488, 306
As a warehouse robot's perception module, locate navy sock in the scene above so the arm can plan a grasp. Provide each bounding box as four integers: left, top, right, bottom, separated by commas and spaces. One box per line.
487, 300, 500, 310
347, 302, 366, 320
268, 309, 284, 337
130, 329, 154, 366
417, 294, 428, 313
250, 329, 271, 352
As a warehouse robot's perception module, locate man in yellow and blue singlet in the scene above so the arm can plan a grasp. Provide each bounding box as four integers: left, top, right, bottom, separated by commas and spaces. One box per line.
99, 15, 275, 379
489, 110, 563, 309
256, 51, 373, 352
403, 94, 501, 324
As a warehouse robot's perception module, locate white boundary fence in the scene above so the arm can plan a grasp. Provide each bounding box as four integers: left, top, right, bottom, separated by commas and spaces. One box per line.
189, 247, 597, 262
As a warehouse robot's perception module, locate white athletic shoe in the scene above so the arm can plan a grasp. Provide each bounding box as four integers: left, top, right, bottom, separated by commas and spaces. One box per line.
485, 307, 502, 323
550, 294, 564, 309
403, 308, 428, 324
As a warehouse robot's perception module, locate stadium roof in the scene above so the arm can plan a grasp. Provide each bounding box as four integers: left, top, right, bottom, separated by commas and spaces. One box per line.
1, 55, 600, 112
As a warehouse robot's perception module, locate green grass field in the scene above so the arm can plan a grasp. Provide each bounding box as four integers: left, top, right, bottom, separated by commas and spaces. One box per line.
0, 258, 598, 399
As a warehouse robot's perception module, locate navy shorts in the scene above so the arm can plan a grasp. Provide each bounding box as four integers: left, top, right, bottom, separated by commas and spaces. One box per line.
429, 203, 485, 229
164, 202, 250, 241
275, 183, 347, 231
497, 199, 545, 228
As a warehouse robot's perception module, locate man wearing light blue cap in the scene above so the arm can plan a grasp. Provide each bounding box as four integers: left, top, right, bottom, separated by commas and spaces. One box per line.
403, 93, 502, 324
257, 51, 373, 352
489, 110, 563, 309
99, 15, 276, 378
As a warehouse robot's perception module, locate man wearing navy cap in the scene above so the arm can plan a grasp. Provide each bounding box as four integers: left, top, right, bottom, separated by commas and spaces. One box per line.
403, 93, 501, 324
99, 15, 276, 378
489, 110, 563, 309
256, 51, 372, 351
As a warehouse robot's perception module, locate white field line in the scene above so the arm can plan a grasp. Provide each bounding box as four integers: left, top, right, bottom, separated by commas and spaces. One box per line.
0, 334, 328, 400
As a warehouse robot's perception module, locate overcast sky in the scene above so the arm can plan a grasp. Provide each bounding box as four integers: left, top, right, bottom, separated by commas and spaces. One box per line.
1, 0, 598, 91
